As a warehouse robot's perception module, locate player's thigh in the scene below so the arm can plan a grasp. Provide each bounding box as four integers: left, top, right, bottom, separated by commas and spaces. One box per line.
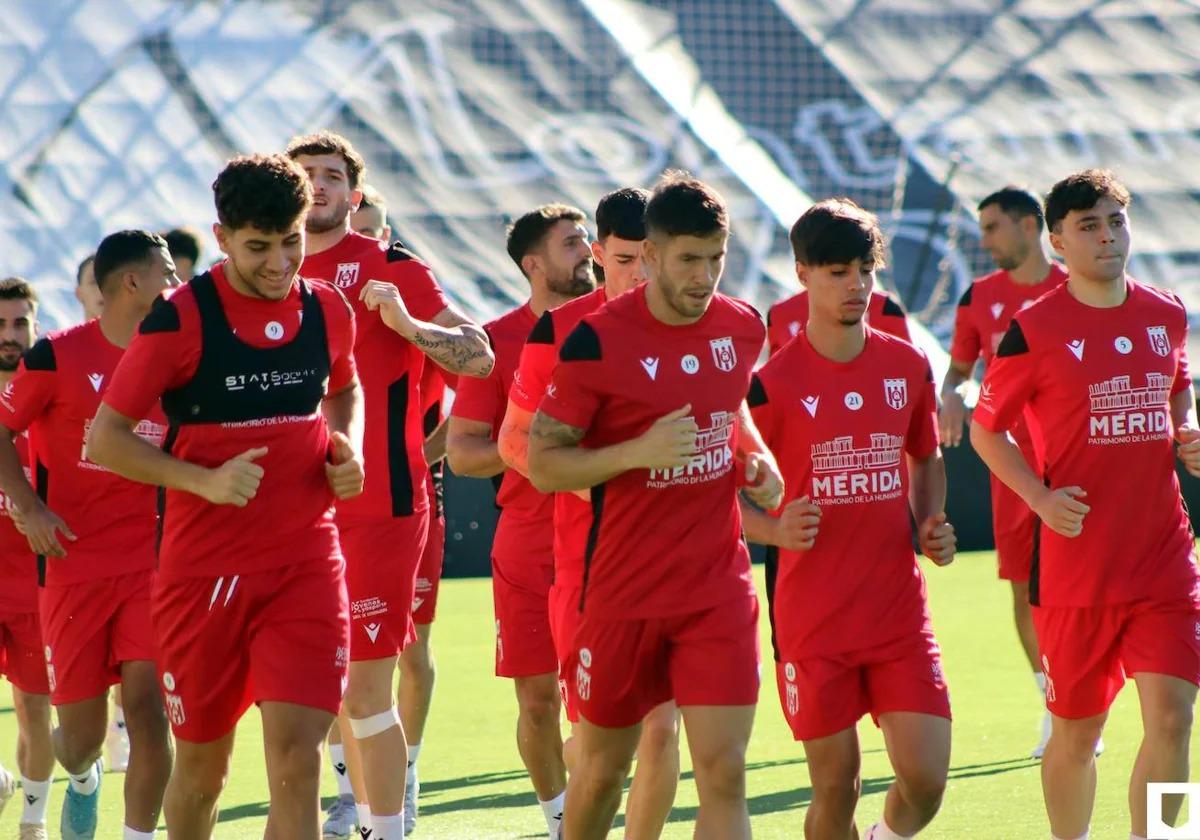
877, 711, 951, 790
261, 700, 336, 761
801, 725, 862, 792
10, 683, 51, 731
345, 656, 400, 712
679, 704, 755, 773
173, 732, 236, 794
573, 715, 642, 778
55, 693, 108, 747
118, 658, 166, 721
1133, 672, 1197, 739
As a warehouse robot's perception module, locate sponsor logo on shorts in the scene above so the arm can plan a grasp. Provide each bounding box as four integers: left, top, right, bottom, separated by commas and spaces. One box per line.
930, 660, 944, 685
162, 671, 176, 691
495, 620, 503, 663
364, 623, 382, 644
165, 692, 186, 726
783, 662, 796, 681
575, 663, 591, 701
579, 647, 592, 668
335, 646, 349, 668
1041, 655, 1056, 704
352, 596, 389, 620
411, 596, 425, 613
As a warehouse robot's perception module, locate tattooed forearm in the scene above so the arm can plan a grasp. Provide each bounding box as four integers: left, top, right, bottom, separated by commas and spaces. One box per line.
410, 323, 495, 378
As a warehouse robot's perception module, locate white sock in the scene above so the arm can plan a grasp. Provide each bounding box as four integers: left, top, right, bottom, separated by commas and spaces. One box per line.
356, 802, 373, 832
123, 828, 155, 839
69, 764, 99, 796
1035, 671, 1047, 696
1131, 835, 1146, 840
371, 813, 404, 839
407, 741, 421, 769
330, 743, 353, 797
540, 792, 565, 839
20, 776, 51, 824
868, 820, 913, 840
1051, 833, 1088, 840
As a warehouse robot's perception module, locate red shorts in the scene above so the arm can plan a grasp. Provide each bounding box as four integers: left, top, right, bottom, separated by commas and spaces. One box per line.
1033, 595, 1200, 719
40, 570, 154, 705
412, 512, 444, 626
492, 552, 557, 678
152, 556, 349, 743
548, 583, 582, 723
0, 610, 48, 695
563, 595, 760, 728
992, 474, 1037, 581
340, 513, 428, 660
775, 629, 950, 741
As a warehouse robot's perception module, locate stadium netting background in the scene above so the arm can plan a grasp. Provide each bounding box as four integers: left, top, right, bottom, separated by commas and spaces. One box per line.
3, 0, 1199, 564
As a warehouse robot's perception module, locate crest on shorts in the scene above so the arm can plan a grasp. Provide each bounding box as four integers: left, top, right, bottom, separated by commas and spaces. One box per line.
710, 337, 737, 372
334, 262, 361, 289
883, 378, 908, 410
1147, 325, 1170, 357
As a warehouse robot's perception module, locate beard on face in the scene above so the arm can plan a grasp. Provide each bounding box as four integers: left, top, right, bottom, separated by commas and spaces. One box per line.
0, 345, 24, 372
305, 196, 351, 234
547, 258, 595, 299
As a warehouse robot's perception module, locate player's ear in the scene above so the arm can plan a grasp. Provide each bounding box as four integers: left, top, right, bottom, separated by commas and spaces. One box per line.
213, 223, 230, 256
520, 252, 540, 281
1048, 227, 1064, 258
642, 237, 658, 272
382, 225, 392, 243
795, 261, 809, 289
589, 239, 605, 267
350, 188, 363, 213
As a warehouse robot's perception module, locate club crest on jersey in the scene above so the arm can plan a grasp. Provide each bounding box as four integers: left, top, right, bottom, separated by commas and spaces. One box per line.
1147, 325, 1170, 357
883, 378, 908, 410
710, 337, 737, 372
333, 262, 360, 289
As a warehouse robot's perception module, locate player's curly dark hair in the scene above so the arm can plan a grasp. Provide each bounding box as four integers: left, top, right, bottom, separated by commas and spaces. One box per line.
644, 170, 728, 240
1044, 169, 1131, 233
285, 131, 367, 190
789, 198, 885, 267
212, 154, 313, 233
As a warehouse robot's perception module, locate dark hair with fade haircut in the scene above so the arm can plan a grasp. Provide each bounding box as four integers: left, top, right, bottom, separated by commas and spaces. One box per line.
1044, 169, 1131, 233
0, 277, 38, 313
358, 183, 386, 214
285, 130, 367, 190
93, 230, 169, 295
644, 170, 728, 240
75, 254, 94, 287
978, 186, 1044, 232
213, 154, 313, 233
596, 187, 650, 241
162, 226, 203, 263
789, 198, 886, 267
505, 203, 587, 277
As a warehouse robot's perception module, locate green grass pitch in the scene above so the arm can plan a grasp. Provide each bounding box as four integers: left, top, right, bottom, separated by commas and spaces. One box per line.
1, 551, 1195, 838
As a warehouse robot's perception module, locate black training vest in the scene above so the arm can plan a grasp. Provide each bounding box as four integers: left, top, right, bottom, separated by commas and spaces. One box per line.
161, 272, 331, 432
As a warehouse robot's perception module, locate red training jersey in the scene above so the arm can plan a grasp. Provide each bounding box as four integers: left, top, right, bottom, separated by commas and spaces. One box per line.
974, 280, 1198, 607
750, 329, 939, 658
0, 433, 37, 611
511, 286, 610, 589
539, 285, 764, 617
0, 320, 165, 586
453, 303, 554, 557
767, 289, 910, 355
104, 264, 357, 579
302, 233, 450, 523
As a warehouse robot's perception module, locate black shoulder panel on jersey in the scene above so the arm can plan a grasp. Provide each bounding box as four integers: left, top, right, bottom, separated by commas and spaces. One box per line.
560, 321, 602, 362
22, 337, 56, 371
746, 374, 768, 408
139, 295, 181, 334
528, 311, 556, 345
386, 241, 419, 263
881, 295, 906, 317
956, 285, 973, 307
995, 321, 1030, 357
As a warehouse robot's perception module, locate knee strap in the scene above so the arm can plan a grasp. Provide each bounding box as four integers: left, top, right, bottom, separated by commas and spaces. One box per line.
348, 707, 400, 740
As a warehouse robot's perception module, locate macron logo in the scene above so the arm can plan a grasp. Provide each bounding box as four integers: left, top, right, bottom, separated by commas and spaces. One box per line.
801, 396, 819, 417
364, 623, 382, 643
87, 373, 104, 392
1066, 339, 1085, 361
990, 303, 1004, 321
640, 357, 659, 380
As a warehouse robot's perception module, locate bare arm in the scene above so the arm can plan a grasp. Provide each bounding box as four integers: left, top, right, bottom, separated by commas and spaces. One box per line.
322, 382, 363, 449
906, 449, 947, 526
321, 383, 366, 499
359, 281, 494, 379
938, 358, 975, 447
527, 405, 697, 493
424, 417, 449, 466
1171, 386, 1198, 431
1171, 386, 1200, 478
498, 400, 534, 478
0, 430, 75, 557
735, 401, 784, 510
446, 416, 505, 478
